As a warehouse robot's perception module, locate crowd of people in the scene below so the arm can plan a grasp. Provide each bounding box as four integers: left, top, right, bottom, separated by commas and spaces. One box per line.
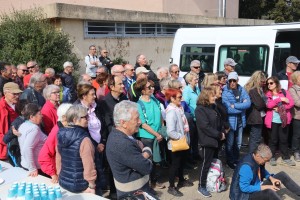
1, 46, 300, 200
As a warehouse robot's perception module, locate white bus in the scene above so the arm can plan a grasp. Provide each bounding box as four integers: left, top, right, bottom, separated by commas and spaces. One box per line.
170, 23, 300, 85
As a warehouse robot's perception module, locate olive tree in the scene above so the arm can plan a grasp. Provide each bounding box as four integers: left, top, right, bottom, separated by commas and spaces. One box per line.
0, 8, 79, 72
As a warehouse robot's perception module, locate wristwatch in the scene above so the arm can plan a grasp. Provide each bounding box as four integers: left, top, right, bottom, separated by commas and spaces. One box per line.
88, 184, 96, 189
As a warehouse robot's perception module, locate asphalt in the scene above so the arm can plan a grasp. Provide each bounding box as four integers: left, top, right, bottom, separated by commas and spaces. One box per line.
103, 146, 300, 200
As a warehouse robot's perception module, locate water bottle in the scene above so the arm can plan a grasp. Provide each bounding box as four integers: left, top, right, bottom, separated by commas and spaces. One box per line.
48, 191, 55, 200
55, 188, 62, 200
7, 188, 15, 200
25, 191, 33, 200
17, 186, 25, 200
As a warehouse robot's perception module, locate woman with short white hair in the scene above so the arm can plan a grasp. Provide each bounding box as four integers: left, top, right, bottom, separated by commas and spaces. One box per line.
41, 84, 60, 135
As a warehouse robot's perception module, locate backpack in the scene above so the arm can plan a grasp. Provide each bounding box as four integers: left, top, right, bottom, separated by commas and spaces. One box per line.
206, 158, 227, 193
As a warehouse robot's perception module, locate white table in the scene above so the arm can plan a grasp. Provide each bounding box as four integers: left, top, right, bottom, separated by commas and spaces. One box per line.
0, 161, 108, 200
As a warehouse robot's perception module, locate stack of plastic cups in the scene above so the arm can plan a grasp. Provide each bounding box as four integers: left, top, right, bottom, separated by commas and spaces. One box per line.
7, 188, 15, 200
41, 190, 48, 200
33, 192, 41, 200
25, 190, 33, 200
48, 191, 56, 200
55, 187, 62, 200
18, 184, 25, 199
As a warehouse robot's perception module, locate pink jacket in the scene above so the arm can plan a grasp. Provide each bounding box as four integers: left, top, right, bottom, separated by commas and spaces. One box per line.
264, 90, 294, 128
38, 124, 59, 176
41, 100, 58, 135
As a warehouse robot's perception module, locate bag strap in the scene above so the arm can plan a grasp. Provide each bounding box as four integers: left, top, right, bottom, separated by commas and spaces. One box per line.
281, 89, 286, 97
137, 100, 148, 124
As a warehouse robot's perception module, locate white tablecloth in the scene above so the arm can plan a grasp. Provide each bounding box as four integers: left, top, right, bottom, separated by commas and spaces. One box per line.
0, 161, 108, 200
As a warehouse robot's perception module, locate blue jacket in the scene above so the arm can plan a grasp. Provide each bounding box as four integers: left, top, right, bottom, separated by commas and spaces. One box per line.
230, 153, 270, 200
58, 125, 90, 193
183, 84, 201, 119
222, 84, 251, 131
61, 86, 71, 103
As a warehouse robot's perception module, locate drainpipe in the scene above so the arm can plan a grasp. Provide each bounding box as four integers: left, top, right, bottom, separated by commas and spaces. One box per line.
222, 0, 226, 17
219, 0, 222, 17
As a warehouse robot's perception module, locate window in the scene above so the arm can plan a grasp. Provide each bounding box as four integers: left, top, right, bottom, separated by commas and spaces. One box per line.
84, 21, 198, 38
179, 44, 215, 72
218, 45, 269, 76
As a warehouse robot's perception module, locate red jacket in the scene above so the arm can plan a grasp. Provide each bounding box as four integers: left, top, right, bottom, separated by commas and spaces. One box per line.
41, 100, 58, 135
0, 97, 18, 159
38, 124, 59, 176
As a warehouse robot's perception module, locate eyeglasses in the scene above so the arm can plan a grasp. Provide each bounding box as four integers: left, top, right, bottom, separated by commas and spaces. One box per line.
193, 66, 200, 69
51, 91, 60, 94
9, 92, 21, 96
129, 69, 135, 71
146, 85, 154, 90
172, 71, 179, 74
20, 69, 29, 72
229, 79, 237, 83
267, 82, 274, 85
176, 95, 182, 99
221, 77, 227, 80
27, 64, 37, 69
90, 48, 96, 51
81, 115, 89, 120
104, 52, 108, 53
178, 86, 183, 89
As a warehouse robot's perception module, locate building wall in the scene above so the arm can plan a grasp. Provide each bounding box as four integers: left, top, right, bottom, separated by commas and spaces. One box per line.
60, 19, 174, 73
0, 0, 238, 18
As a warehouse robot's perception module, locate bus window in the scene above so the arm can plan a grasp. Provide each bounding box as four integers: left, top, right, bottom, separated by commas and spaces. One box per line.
179, 44, 215, 72
218, 45, 269, 76
272, 43, 291, 76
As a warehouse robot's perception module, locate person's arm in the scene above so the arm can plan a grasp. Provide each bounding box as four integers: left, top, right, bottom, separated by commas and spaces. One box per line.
239, 164, 261, 193
284, 90, 295, 110
266, 94, 282, 109
41, 108, 55, 135
195, 107, 223, 139
222, 91, 242, 114
80, 138, 97, 187
165, 109, 181, 140
233, 88, 251, 110
85, 55, 97, 69
22, 126, 39, 173
249, 89, 266, 111
289, 87, 300, 108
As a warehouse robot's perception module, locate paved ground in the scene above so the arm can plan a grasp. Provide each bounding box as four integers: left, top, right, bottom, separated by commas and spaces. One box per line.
103, 146, 300, 200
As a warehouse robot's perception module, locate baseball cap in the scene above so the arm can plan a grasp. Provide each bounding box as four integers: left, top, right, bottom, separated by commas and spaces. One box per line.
3, 82, 23, 93
228, 72, 238, 80
224, 58, 237, 67
136, 67, 149, 75
286, 56, 300, 64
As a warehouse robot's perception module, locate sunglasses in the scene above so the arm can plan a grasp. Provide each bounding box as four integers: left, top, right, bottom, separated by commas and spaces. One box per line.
193, 66, 200, 69
146, 85, 154, 90
172, 71, 179, 74
21, 69, 29, 72
229, 79, 237, 83
104, 52, 108, 53
129, 69, 135, 71
267, 82, 274, 85
27, 65, 37, 69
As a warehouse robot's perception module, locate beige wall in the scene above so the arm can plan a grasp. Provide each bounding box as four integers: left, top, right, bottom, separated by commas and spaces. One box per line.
60, 19, 174, 73
0, 0, 238, 18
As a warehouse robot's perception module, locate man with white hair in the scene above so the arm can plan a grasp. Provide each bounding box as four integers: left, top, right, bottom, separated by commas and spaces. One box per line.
61, 61, 77, 103
45, 68, 55, 78
78, 74, 93, 85
23, 60, 39, 88
20, 72, 46, 107
106, 100, 155, 199
15, 64, 28, 90
184, 60, 205, 89
156, 67, 169, 80
230, 143, 300, 200
123, 64, 136, 92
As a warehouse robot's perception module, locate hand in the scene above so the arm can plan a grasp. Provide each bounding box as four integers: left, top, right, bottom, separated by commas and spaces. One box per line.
29, 170, 38, 177
273, 107, 278, 112
97, 143, 105, 153
261, 184, 280, 191
280, 97, 289, 103
243, 99, 247, 103
90, 61, 96, 65
12, 126, 21, 137
142, 152, 151, 159
156, 134, 163, 142
221, 133, 226, 141
51, 174, 58, 183
83, 187, 96, 194
270, 176, 282, 187
230, 104, 235, 108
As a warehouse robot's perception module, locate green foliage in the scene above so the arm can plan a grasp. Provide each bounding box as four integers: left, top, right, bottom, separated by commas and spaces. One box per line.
239, 0, 300, 22
112, 57, 128, 65
0, 8, 79, 72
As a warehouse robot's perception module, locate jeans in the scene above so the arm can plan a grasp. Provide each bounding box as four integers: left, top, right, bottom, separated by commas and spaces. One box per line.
269, 123, 289, 160
248, 124, 263, 153
226, 123, 243, 165
249, 171, 300, 199
292, 119, 300, 153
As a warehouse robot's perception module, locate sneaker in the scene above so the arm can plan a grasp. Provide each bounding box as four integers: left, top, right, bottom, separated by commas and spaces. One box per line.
198, 187, 212, 198
168, 186, 183, 197
294, 152, 300, 162
282, 159, 296, 166
177, 179, 194, 188
269, 158, 277, 166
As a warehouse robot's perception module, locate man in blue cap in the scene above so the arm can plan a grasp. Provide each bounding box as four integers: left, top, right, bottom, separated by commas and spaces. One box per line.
277, 55, 300, 90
